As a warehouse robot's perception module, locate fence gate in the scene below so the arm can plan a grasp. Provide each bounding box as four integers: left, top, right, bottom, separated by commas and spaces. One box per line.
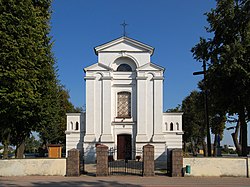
108, 148, 143, 176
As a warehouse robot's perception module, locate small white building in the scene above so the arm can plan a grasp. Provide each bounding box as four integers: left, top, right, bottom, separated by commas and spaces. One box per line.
65, 36, 183, 164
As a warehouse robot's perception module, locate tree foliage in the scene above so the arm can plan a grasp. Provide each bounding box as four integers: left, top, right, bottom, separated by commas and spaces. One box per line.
191, 0, 249, 156
38, 86, 81, 145
182, 91, 207, 156
181, 88, 226, 156
0, 0, 77, 158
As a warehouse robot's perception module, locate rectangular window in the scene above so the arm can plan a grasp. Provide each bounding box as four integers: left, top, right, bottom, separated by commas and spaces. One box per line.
117, 92, 131, 118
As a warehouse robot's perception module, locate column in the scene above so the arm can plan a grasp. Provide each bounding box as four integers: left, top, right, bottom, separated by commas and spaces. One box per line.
152, 76, 165, 142
84, 76, 96, 142
136, 76, 148, 142
100, 76, 113, 142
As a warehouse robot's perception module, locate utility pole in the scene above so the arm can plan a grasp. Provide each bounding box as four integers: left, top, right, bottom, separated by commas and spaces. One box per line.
193, 61, 212, 157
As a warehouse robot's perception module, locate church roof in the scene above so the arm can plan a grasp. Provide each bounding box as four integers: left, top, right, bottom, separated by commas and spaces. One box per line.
84, 63, 112, 72
94, 36, 154, 56
137, 62, 165, 72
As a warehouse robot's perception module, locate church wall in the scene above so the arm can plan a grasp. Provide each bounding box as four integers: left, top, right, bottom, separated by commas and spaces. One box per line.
65, 113, 85, 157
162, 113, 183, 132
112, 124, 135, 160
162, 113, 183, 149
98, 52, 150, 68
111, 72, 137, 121
94, 73, 102, 141
164, 134, 182, 148
146, 73, 154, 141
84, 77, 96, 142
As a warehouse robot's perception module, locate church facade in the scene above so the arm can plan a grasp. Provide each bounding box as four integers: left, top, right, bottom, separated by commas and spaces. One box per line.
65, 36, 183, 164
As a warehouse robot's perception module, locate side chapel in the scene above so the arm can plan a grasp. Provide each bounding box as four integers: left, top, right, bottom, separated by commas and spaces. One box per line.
65, 36, 183, 164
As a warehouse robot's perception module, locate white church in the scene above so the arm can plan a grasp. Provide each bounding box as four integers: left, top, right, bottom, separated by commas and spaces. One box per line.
65, 36, 183, 163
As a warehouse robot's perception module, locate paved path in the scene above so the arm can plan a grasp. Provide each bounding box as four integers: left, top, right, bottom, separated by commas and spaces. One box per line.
0, 176, 250, 187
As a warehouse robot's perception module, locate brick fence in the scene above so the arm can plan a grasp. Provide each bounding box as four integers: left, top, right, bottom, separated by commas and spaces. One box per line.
171, 149, 183, 177
66, 148, 80, 176
96, 144, 109, 176
143, 144, 155, 176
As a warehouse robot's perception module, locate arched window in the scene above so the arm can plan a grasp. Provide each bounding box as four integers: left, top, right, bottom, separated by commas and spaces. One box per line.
170, 122, 174, 131
75, 122, 79, 130
176, 122, 179, 131
165, 123, 168, 131
117, 92, 131, 118
70, 122, 73, 130
117, 64, 132, 72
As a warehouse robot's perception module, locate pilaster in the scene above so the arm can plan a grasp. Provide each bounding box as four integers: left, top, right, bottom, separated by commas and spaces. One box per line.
152, 76, 165, 142
84, 76, 96, 142
100, 76, 114, 142
136, 76, 148, 142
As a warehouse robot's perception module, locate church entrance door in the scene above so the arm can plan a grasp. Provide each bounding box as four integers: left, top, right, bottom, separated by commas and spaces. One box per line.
117, 134, 132, 160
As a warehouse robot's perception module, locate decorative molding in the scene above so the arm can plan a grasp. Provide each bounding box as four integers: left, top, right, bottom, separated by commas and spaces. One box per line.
176, 132, 184, 135
101, 76, 113, 80
153, 76, 164, 80
136, 76, 147, 80
94, 36, 154, 56
84, 76, 96, 80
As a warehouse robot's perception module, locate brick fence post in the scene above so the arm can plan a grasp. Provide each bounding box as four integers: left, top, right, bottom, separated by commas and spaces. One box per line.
66, 148, 80, 176
96, 144, 108, 176
143, 144, 154, 176
171, 149, 183, 177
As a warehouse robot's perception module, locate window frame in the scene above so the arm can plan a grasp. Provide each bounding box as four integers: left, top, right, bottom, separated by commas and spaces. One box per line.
117, 91, 131, 118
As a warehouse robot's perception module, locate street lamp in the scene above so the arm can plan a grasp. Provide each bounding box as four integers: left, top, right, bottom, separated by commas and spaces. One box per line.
193, 61, 212, 157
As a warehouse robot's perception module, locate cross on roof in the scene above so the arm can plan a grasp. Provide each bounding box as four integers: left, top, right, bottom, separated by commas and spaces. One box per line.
121, 21, 128, 36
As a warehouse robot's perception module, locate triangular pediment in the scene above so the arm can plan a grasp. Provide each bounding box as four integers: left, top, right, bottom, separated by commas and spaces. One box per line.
137, 62, 165, 71
84, 63, 112, 72
94, 36, 154, 56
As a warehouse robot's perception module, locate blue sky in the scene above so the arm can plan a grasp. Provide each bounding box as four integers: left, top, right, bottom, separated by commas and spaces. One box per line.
50, 0, 249, 146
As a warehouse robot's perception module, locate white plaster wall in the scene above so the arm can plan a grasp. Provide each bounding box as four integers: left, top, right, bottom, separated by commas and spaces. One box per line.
84, 77, 96, 142
95, 73, 102, 141
112, 57, 137, 71
183, 157, 248, 177
99, 52, 150, 68
66, 113, 82, 131
0, 159, 66, 176
163, 113, 183, 132
65, 133, 82, 156
83, 142, 96, 164
146, 73, 154, 140
65, 113, 85, 156
165, 134, 182, 148
111, 72, 136, 123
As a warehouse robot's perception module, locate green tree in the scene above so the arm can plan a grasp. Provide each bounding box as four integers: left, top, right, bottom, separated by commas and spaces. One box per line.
182, 91, 207, 156
191, 0, 249, 156
25, 135, 40, 154
0, 0, 58, 158
38, 86, 80, 146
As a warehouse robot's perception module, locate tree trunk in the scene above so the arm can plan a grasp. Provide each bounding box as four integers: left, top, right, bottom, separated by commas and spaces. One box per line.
213, 134, 218, 157
239, 115, 248, 156
3, 135, 10, 159
191, 140, 197, 156
202, 139, 207, 157
231, 120, 242, 156
2, 132, 10, 159
15, 141, 25, 158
